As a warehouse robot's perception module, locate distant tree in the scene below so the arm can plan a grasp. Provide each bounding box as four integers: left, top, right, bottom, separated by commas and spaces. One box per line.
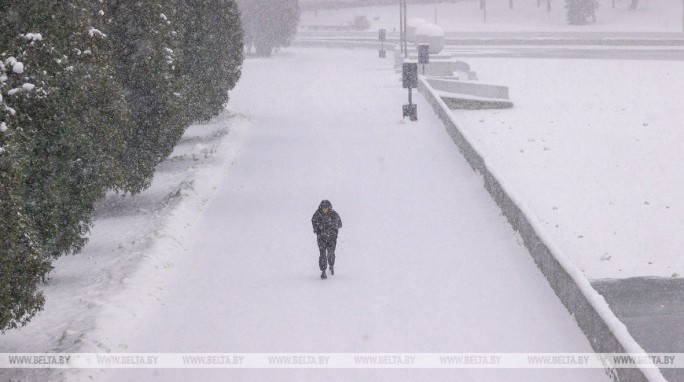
565, 0, 597, 24
237, 0, 300, 57
352, 15, 371, 31
629, 0, 638, 10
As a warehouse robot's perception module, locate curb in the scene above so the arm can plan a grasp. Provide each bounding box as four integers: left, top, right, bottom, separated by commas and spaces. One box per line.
443, 38, 684, 46
295, 34, 684, 47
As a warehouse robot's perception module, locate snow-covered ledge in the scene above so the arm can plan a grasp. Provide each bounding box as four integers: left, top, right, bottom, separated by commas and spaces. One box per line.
418, 76, 667, 382
426, 78, 510, 100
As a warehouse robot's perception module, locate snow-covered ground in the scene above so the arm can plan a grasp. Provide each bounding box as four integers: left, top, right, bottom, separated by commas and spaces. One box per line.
301, 0, 683, 33
452, 57, 684, 280
50, 48, 614, 382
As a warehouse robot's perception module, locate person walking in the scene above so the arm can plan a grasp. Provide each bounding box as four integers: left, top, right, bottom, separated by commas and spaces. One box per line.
311, 200, 342, 280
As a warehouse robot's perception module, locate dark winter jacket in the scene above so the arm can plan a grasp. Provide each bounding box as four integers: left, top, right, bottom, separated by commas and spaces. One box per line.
312, 200, 342, 238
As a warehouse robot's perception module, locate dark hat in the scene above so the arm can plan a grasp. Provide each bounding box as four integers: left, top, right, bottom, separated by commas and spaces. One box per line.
319, 200, 332, 209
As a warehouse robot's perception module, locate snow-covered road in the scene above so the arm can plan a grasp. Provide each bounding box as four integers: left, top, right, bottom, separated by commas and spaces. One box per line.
84, 48, 609, 381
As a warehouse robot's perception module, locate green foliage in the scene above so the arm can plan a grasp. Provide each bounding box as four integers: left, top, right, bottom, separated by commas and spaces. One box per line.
1, 1, 132, 259
0, 0, 244, 331
180, 0, 244, 121
0, 87, 52, 331
0, 157, 52, 332
105, 0, 192, 192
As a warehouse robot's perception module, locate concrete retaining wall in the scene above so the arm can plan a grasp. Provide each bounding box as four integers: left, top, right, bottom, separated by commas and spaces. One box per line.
427, 78, 510, 100
440, 96, 513, 110
418, 76, 666, 382
421, 61, 462, 77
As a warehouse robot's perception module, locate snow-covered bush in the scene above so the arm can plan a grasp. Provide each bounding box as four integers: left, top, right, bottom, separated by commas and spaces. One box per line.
0, 0, 245, 331
0, 57, 52, 331
0, 0, 132, 331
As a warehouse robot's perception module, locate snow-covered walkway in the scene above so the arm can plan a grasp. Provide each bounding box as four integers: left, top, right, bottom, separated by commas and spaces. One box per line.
83, 48, 609, 381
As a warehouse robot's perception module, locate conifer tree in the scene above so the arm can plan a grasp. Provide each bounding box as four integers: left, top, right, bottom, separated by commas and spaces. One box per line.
1, 1, 132, 259
105, 0, 191, 193
566, 0, 597, 24
180, 0, 244, 121
0, 0, 246, 331
0, 0, 130, 330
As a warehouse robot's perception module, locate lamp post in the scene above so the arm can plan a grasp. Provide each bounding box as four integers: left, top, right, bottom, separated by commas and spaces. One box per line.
403, 0, 408, 58
399, 0, 403, 55
399, 0, 405, 56
399, 0, 409, 58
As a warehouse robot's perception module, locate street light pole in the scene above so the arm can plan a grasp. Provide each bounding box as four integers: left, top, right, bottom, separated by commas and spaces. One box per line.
404, 0, 408, 58
399, 0, 403, 55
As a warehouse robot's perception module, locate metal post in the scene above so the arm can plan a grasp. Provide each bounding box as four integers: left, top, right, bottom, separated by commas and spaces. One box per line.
403, 0, 407, 57
403, 0, 408, 58
399, 0, 403, 55
402, 62, 418, 121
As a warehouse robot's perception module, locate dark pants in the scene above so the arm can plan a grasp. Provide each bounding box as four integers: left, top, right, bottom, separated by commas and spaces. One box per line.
317, 234, 337, 271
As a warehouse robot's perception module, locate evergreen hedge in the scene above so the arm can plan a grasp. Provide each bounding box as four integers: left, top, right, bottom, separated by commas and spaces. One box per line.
0, 0, 244, 332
